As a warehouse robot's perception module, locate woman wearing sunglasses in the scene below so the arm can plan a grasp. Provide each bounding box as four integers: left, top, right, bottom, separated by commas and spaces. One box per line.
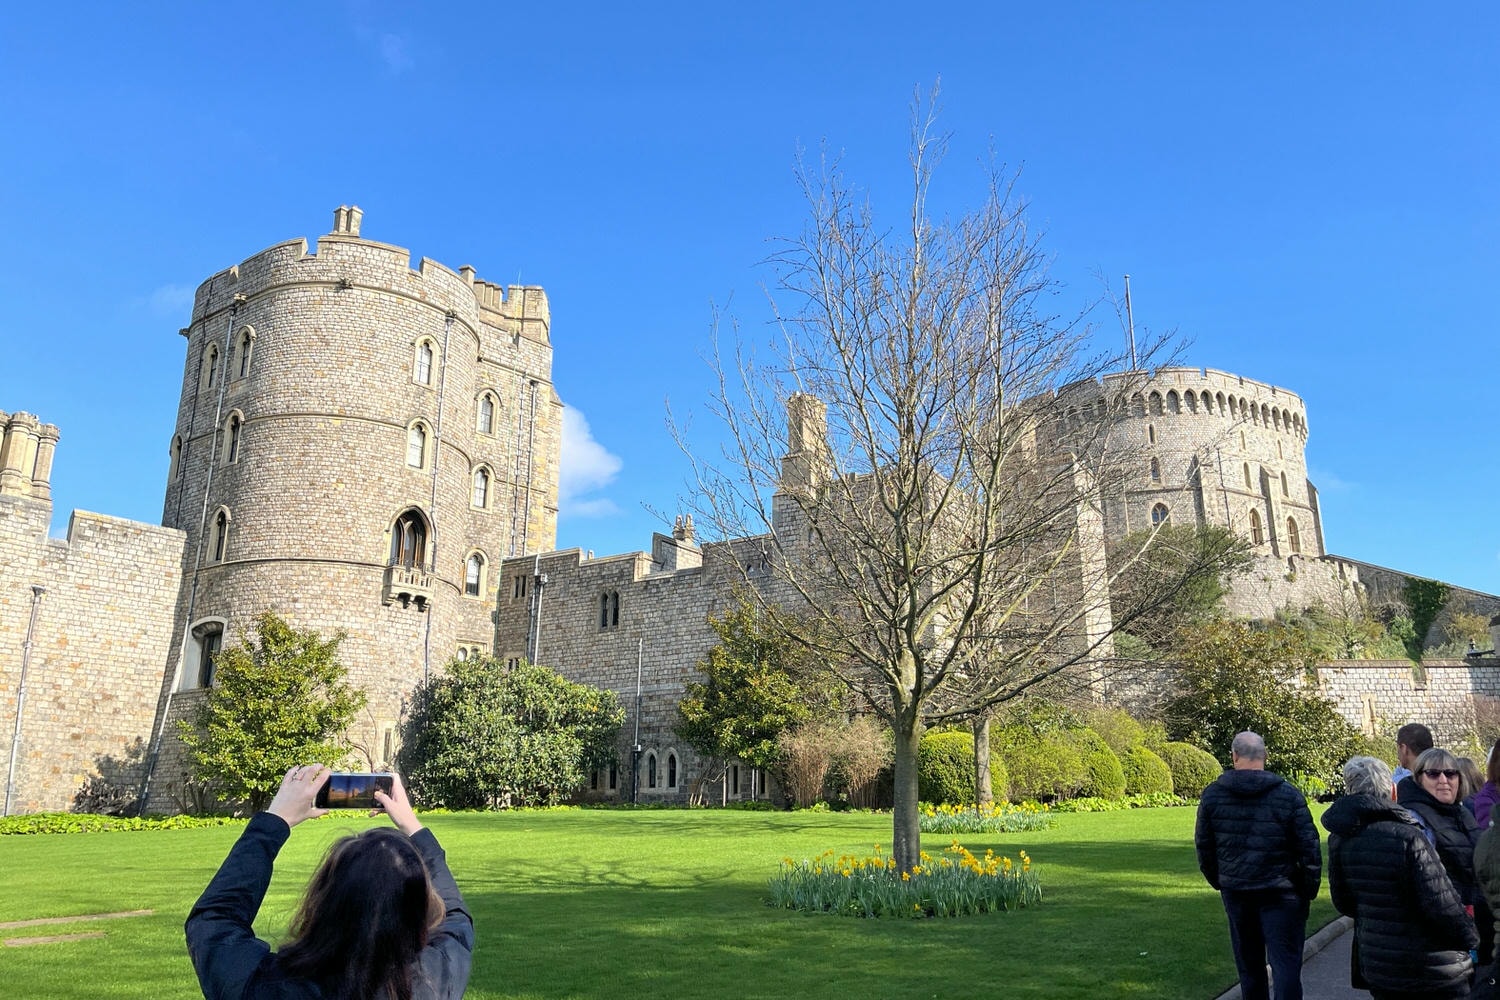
1400, 747, 1490, 966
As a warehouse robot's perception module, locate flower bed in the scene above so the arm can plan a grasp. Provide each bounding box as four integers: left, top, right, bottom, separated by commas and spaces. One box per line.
919, 801, 1054, 834
767, 841, 1041, 918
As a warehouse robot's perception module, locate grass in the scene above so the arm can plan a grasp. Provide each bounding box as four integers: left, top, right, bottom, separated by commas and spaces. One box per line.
0, 805, 1337, 999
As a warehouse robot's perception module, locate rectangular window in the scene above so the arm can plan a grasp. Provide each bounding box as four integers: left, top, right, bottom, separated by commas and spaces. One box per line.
513, 574, 528, 600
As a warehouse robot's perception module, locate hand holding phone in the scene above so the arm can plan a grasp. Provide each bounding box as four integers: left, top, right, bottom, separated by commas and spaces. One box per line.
314, 772, 395, 810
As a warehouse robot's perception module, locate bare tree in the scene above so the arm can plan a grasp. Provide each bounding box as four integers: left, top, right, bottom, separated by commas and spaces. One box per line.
675, 93, 1224, 870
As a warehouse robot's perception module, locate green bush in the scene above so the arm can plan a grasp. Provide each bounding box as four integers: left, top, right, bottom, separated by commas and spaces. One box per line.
0, 813, 241, 835
995, 731, 1087, 802
1156, 741, 1223, 798
1084, 708, 1148, 757
917, 731, 1005, 805
1066, 729, 1126, 800
1120, 745, 1174, 795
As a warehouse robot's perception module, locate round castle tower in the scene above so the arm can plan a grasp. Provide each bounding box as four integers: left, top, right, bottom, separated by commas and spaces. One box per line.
1055, 367, 1322, 566
152, 207, 561, 789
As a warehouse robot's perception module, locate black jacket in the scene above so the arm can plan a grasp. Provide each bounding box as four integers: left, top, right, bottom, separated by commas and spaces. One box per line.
1195, 767, 1321, 898
1399, 778, 1484, 906
1323, 792, 1477, 998
186, 813, 474, 999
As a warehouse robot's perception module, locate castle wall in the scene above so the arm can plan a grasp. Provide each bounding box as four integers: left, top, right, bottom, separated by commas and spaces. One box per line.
1054, 368, 1320, 563
0, 495, 184, 813
142, 208, 562, 810
1315, 658, 1500, 744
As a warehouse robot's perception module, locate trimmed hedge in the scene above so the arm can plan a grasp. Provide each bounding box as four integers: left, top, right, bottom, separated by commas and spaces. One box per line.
1120, 745, 1174, 795
997, 731, 1087, 802
1157, 741, 1223, 798
1066, 728, 1127, 800
917, 731, 1005, 805
1084, 708, 1148, 758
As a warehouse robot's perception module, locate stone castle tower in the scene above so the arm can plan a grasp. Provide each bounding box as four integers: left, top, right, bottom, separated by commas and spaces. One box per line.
145, 207, 561, 803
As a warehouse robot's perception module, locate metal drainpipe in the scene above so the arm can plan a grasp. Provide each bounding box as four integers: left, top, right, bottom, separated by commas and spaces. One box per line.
5, 586, 46, 817
522, 378, 538, 553
631, 638, 643, 805
421, 312, 455, 686
139, 296, 241, 813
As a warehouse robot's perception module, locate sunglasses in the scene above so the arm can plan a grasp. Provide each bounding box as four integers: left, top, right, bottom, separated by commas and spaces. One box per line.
1420, 769, 1461, 781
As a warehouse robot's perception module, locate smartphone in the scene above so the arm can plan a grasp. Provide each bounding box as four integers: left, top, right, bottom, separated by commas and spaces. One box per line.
315, 772, 395, 809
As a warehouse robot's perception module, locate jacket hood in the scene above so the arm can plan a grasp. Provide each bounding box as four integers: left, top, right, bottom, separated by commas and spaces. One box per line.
1214, 767, 1288, 798
1321, 792, 1421, 838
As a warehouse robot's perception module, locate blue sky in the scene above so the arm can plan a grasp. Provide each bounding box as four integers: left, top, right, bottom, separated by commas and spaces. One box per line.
2, 4, 1497, 593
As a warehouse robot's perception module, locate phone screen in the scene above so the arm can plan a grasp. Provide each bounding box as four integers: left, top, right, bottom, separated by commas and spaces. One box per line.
315, 773, 395, 809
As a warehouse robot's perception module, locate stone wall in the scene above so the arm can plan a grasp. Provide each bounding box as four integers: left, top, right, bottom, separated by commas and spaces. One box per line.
0, 493, 184, 813
1315, 658, 1500, 744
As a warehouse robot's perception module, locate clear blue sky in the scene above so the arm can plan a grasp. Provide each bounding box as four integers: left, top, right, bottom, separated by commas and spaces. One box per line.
2, 4, 1496, 593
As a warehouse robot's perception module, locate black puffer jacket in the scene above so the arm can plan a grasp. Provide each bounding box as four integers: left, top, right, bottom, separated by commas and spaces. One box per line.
1399, 778, 1483, 905
1195, 768, 1321, 897
1322, 792, 1477, 998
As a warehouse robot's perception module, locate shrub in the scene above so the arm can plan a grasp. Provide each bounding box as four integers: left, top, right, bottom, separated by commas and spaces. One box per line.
0, 813, 241, 835
767, 843, 1042, 918
1084, 708, 1148, 757
1066, 729, 1127, 800
919, 731, 978, 805
996, 731, 1086, 802
1120, 745, 1174, 795
1156, 741, 1223, 797
779, 719, 840, 806
1047, 792, 1192, 813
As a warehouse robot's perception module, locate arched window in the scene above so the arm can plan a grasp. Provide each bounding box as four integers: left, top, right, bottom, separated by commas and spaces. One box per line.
1147, 423, 1156, 444
212, 507, 231, 562
186, 619, 225, 689
1243, 463, 1252, 489
667, 752, 678, 789
1273, 409, 1282, 432
646, 754, 658, 789
390, 509, 429, 569
1149, 391, 1164, 416
1280, 472, 1289, 496
1184, 390, 1198, 413
1287, 518, 1301, 554
1249, 509, 1264, 545
232, 326, 255, 381
465, 552, 485, 597
1216, 392, 1227, 414
608, 761, 618, 791
1130, 394, 1146, 418
1149, 457, 1161, 483
1166, 391, 1180, 414
223, 412, 243, 465
472, 467, 490, 508
414, 339, 435, 385
1151, 503, 1170, 527
477, 392, 497, 435
203, 344, 220, 389
599, 590, 620, 630
169, 436, 182, 481
406, 422, 428, 469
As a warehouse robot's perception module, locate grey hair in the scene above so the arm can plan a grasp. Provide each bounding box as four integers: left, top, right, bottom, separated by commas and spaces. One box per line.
1232, 731, 1267, 761
1342, 756, 1393, 798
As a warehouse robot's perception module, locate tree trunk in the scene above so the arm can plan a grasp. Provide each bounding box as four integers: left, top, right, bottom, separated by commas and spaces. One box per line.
973, 713, 993, 807
891, 717, 923, 872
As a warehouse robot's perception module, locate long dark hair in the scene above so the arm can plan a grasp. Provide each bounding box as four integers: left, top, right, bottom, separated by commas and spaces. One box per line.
278, 828, 444, 1000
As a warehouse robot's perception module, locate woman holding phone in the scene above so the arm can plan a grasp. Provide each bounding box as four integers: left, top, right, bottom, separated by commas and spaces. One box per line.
186, 765, 473, 999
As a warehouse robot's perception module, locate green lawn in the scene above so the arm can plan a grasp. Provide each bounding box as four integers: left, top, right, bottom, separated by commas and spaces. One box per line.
0, 806, 1337, 999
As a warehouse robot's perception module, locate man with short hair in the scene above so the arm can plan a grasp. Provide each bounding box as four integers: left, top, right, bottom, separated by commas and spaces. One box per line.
1393, 722, 1434, 786
1196, 731, 1322, 1000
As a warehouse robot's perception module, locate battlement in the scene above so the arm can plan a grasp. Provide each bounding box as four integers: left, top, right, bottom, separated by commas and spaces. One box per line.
187, 206, 548, 344
1053, 366, 1308, 439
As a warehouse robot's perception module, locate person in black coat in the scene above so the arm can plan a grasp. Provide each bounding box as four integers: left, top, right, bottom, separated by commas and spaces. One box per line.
1324, 755, 1476, 999
1195, 731, 1321, 1000
186, 766, 473, 1000
1399, 746, 1491, 964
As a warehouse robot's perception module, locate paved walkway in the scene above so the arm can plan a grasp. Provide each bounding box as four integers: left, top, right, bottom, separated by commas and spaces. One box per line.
1214, 917, 1369, 1000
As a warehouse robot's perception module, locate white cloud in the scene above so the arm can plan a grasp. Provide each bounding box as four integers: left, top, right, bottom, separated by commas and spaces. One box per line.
559, 407, 622, 519
132, 283, 194, 318
1307, 465, 1356, 492
377, 33, 413, 73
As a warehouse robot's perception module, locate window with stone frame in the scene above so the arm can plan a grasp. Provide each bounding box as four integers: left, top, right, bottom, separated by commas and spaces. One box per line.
222, 412, 243, 465
599, 590, 620, 630
646, 753, 658, 789
414, 339, 435, 385
212, 507, 231, 562
465, 552, 485, 597
471, 467, 490, 508
232, 326, 255, 381
1249, 508, 1264, 546
477, 391, 497, 435
513, 573, 529, 600
390, 509, 429, 569
1151, 503, 1170, 527
406, 422, 428, 469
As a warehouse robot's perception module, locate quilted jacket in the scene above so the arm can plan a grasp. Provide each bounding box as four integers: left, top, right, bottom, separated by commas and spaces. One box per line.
1194, 768, 1321, 898
1323, 792, 1477, 998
